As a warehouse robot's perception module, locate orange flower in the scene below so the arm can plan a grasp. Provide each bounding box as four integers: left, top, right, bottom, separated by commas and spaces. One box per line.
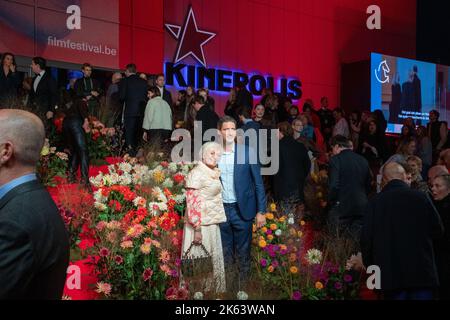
290, 266, 298, 274
266, 213, 274, 220
298, 231, 303, 238
270, 224, 277, 231
267, 266, 274, 273
261, 227, 268, 233
267, 235, 274, 241
300, 220, 306, 226
315, 281, 324, 290
279, 216, 286, 222
259, 240, 267, 248
280, 245, 287, 251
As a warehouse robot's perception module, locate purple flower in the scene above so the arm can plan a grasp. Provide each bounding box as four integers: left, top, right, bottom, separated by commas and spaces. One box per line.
273, 245, 279, 252
280, 249, 288, 255
344, 274, 353, 283
272, 260, 279, 268
260, 259, 268, 267
171, 270, 178, 277
334, 282, 343, 290
269, 251, 276, 258
266, 229, 273, 235
292, 291, 302, 300
175, 258, 181, 267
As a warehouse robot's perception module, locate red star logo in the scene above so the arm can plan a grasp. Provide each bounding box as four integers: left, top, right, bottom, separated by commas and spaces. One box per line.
165, 6, 216, 68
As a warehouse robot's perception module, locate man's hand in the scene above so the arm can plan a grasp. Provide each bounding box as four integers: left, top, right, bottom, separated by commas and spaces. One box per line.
143, 132, 148, 142
82, 119, 90, 133
193, 230, 202, 244
255, 212, 266, 229
46, 111, 54, 119
91, 91, 99, 97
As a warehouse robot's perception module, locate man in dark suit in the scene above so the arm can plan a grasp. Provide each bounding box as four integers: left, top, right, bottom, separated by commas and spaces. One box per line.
0, 109, 69, 299
119, 63, 148, 156
218, 116, 267, 292
328, 135, 371, 240
193, 95, 219, 143
274, 122, 311, 210
74, 63, 102, 118
29, 57, 58, 123
361, 162, 443, 300
235, 84, 253, 112
155, 73, 173, 107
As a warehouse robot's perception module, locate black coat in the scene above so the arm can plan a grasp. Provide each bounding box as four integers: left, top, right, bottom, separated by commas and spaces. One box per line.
195, 105, 219, 141
361, 180, 444, 291
119, 74, 148, 118
29, 71, 59, 116
0, 69, 20, 103
0, 180, 69, 299
433, 195, 450, 297
236, 88, 253, 110
162, 87, 173, 108
74, 77, 102, 100
328, 149, 371, 217
274, 136, 311, 202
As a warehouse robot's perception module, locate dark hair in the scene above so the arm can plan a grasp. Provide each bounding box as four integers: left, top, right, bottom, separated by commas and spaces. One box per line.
302, 102, 312, 112
156, 73, 165, 80
397, 137, 416, 155
278, 121, 294, 137
218, 116, 237, 130
126, 63, 137, 73
1, 52, 16, 67
430, 109, 440, 119
82, 63, 92, 70
148, 86, 161, 97
193, 95, 205, 105
32, 56, 46, 70
178, 89, 187, 96
330, 135, 352, 148
237, 105, 251, 119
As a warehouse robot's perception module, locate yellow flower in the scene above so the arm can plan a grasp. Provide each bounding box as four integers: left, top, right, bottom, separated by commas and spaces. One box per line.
279, 216, 286, 222
315, 281, 324, 290
300, 220, 306, 226
40, 146, 50, 156
266, 213, 274, 220
258, 240, 267, 248
269, 203, 276, 212
298, 231, 303, 238
270, 224, 277, 231
153, 170, 165, 184
140, 243, 151, 254
268, 266, 274, 273
290, 266, 298, 274
267, 235, 274, 241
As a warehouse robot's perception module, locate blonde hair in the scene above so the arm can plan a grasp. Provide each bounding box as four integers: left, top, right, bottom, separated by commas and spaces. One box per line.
200, 142, 223, 160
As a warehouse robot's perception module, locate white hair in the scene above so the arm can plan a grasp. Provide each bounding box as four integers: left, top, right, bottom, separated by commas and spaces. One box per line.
199, 142, 223, 160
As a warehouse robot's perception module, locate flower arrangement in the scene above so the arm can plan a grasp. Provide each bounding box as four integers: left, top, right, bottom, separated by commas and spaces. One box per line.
37, 139, 68, 187
88, 159, 194, 299
85, 117, 116, 164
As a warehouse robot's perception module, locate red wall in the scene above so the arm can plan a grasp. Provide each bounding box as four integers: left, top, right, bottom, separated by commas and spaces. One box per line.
163, 0, 416, 113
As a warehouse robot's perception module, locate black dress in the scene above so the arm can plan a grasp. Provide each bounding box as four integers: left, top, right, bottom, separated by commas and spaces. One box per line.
434, 195, 450, 300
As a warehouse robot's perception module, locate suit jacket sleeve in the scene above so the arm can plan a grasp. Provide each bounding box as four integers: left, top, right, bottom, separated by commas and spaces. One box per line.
49, 76, 59, 112
360, 202, 374, 268
119, 78, 127, 102
250, 157, 267, 214
328, 156, 339, 204
0, 221, 34, 299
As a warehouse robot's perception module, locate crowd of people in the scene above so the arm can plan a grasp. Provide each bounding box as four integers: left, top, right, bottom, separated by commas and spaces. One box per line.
1, 51, 450, 300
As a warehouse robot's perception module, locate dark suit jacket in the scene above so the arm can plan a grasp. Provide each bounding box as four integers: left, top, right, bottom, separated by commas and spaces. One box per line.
361, 180, 443, 291
74, 77, 102, 100
162, 87, 173, 108
119, 74, 148, 118
195, 105, 219, 141
0, 69, 20, 102
328, 149, 371, 218
230, 143, 267, 221
274, 136, 311, 202
0, 180, 69, 299
29, 71, 59, 116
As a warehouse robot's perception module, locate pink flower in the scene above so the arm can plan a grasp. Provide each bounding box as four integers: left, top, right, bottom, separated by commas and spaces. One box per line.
114, 255, 124, 265
96, 221, 107, 231
142, 268, 153, 282
96, 282, 112, 296
120, 240, 133, 249
159, 250, 171, 264
140, 243, 151, 255
99, 247, 110, 257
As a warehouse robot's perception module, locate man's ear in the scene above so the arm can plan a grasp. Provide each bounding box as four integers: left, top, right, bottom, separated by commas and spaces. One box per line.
0, 142, 13, 166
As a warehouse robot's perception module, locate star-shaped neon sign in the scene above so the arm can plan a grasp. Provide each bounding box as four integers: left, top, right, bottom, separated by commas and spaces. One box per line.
165, 6, 216, 68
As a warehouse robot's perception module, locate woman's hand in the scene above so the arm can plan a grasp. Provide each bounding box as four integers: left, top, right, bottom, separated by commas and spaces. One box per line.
193, 230, 202, 244
143, 132, 148, 142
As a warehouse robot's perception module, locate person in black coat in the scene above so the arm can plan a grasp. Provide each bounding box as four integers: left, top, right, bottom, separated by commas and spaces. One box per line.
73, 63, 102, 118
155, 73, 173, 107
431, 174, 450, 300
328, 135, 372, 240
29, 57, 59, 123
0, 52, 21, 105
361, 162, 444, 300
119, 63, 148, 156
235, 84, 253, 112
0, 109, 69, 299
193, 95, 219, 143
273, 122, 311, 209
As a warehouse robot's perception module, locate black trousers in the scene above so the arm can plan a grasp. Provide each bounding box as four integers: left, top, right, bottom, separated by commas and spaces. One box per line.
124, 116, 143, 157
63, 117, 89, 183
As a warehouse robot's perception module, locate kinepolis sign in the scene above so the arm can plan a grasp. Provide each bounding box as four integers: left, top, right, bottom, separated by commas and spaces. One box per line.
164, 5, 302, 99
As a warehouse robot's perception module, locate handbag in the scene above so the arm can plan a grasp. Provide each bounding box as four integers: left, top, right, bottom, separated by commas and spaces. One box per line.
181, 242, 214, 277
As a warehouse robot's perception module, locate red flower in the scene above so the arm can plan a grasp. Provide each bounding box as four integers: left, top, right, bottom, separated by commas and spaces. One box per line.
99, 247, 110, 257
108, 200, 122, 212
160, 161, 169, 168
163, 188, 172, 198
142, 268, 153, 282
114, 255, 124, 265
173, 174, 184, 184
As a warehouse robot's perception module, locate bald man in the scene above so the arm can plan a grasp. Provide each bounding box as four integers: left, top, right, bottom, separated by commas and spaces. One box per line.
0, 109, 69, 299
438, 149, 450, 172
361, 162, 443, 300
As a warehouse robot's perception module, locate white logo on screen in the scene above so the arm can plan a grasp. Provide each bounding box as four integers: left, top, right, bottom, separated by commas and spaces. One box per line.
375, 60, 390, 84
